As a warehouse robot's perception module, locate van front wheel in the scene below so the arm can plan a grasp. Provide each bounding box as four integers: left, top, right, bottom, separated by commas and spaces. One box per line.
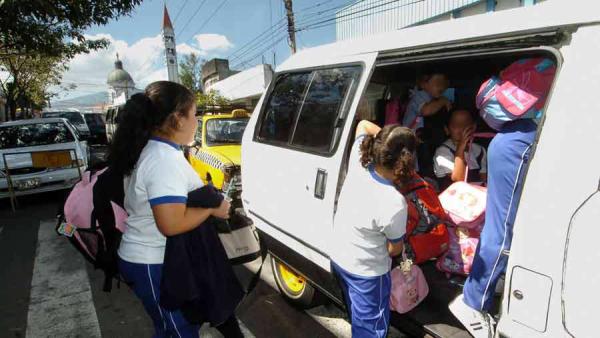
271, 256, 315, 308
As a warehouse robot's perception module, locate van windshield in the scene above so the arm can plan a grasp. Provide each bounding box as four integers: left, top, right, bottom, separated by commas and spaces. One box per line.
0, 122, 76, 149
206, 118, 249, 146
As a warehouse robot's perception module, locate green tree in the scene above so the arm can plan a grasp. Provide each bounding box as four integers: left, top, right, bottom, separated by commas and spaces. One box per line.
197, 90, 230, 109
0, 56, 68, 119
0, 0, 143, 58
179, 53, 204, 94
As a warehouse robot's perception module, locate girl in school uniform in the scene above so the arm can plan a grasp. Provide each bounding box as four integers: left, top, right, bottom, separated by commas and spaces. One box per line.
109, 81, 242, 338
331, 120, 416, 338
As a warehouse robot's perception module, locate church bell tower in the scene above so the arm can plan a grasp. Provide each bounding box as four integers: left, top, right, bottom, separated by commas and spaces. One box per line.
162, 5, 180, 83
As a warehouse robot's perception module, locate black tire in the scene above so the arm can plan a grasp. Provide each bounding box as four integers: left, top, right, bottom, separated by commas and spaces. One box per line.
271, 256, 316, 308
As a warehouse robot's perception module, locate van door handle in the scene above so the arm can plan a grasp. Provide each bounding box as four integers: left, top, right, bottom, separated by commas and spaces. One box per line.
314, 169, 327, 200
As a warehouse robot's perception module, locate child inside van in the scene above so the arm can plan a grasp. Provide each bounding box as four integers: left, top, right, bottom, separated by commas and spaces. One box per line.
331, 120, 416, 338
402, 70, 451, 131
434, 109, 487, 191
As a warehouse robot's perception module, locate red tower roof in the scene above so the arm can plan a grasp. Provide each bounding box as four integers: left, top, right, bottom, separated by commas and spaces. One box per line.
163, 5, 174, 29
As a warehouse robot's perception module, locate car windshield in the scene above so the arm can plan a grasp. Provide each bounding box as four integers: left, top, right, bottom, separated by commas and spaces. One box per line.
84, 114, 105, 128
205, 118, 249, 146
0, 122, 75, 149
43, 112, 85, 125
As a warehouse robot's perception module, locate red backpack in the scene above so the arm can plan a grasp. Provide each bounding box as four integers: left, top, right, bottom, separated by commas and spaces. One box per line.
399, 174, 450, 264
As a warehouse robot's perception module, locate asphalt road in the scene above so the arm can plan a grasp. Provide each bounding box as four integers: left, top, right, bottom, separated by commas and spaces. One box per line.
0, 191, 407, 338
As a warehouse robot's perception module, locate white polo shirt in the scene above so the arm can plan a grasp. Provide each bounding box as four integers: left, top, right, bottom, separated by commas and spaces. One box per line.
331, 135, 408, 277
433, 139, 487, 179
118, 137, 203, 264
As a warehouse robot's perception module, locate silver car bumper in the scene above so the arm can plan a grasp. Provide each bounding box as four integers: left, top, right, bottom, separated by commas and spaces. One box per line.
0, 167, 85, 199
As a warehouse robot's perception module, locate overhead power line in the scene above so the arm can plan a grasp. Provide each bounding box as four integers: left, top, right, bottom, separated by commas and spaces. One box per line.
296, 0, 424, 32
177, 0, 209, 37
185, 0, 230, 41
173, 0, 189, 25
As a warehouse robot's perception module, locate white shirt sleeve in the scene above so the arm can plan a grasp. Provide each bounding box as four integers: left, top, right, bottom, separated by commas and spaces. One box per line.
381, 198, 408, 243
144, 158, 190, 206
433, 145, 455, 178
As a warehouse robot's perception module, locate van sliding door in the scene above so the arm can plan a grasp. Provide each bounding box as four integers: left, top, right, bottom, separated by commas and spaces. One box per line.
242, 53, 377, 271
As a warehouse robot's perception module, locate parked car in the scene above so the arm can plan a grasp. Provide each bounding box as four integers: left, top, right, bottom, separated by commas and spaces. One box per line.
105, 104, 124, 143
189, 109, 250, 202
242, 2, 600, 338
83, 112, 107, 144
0, 118, 88, 199
42, 109, 91, 140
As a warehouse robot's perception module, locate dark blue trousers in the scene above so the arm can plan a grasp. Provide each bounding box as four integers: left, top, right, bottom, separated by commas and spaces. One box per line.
119, 258, 200, 338
463, 119, 537, 311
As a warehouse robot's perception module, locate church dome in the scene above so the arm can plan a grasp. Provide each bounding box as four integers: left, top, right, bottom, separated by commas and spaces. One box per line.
107, 56, 135, 86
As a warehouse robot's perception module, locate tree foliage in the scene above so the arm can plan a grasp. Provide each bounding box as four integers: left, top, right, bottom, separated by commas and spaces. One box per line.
0, 0, 143, 58
197, 90, 230, 109
179, 53, 204, 94
0, 56, 68, 119
0, 0, 143, 120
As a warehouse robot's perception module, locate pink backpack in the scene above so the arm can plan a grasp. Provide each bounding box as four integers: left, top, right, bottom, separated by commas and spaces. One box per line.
385, 98, 407, 126
57, 168, 127, 291
390, 253, 429, 314
477, 58, 556, 131
436, 225, 481, 276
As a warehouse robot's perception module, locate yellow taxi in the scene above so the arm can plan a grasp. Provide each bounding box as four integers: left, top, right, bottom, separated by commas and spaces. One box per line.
188, 109, 250, 196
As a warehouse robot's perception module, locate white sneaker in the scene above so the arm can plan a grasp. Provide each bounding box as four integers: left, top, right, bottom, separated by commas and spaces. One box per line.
449, 294, 495, 338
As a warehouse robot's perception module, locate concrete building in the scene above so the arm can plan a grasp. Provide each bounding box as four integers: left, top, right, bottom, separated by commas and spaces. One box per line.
336, 0, 546, 41
162, 5, 180, 83
106, 54, 138, 105
201, 59, 238, 93
210, 64, 274, 109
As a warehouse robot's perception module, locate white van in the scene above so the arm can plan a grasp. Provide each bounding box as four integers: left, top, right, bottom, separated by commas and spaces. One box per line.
242, 2, 600, 337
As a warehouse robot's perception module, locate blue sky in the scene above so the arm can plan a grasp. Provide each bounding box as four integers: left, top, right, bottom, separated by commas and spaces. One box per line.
56, 0, 353, 101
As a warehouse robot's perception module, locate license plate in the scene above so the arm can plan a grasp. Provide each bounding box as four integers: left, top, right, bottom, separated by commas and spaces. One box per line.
31, 151, 73, 169
15, 178, 41, 190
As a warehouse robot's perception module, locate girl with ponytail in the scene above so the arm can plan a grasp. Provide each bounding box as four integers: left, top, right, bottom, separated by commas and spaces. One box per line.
111, 81, 242, 337
331, 120, 417, 338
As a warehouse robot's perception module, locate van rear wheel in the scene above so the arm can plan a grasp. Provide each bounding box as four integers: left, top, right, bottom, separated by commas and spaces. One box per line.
271, 256, 315, 308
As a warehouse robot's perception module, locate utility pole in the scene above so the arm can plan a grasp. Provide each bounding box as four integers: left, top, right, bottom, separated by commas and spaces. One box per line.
283, 0, 297, 54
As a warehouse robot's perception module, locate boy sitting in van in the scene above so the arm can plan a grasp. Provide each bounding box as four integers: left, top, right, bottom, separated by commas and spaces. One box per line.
433, 109, 487, 191
402, 70, 452, 131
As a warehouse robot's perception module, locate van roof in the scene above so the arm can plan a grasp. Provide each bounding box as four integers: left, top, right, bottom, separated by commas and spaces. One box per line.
278, 1, 599, 72
0, 118, 68, 127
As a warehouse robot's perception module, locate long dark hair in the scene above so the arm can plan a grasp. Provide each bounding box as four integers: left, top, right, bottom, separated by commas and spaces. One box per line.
108, 81, 196, 176
360, 124, 417, 185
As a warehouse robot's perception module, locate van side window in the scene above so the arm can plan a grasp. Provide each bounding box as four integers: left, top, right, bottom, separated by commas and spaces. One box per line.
257, 65, 361, 154
291, 67, 361, 151
258, 72, 311, 143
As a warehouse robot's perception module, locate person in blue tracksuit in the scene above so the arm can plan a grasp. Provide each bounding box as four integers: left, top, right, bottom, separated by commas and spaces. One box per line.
450, 119, 537, 338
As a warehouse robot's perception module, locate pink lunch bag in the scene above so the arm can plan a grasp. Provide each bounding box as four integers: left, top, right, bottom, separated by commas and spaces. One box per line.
438, 132, 494, 229
439, 182, 487, 230
436, 225, 481, 276
390, 256, 429, 314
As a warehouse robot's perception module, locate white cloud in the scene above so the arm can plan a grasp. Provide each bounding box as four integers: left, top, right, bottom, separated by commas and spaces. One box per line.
177, 43, 206, 56
54, 32, 233, 101
193, 34, 233, 52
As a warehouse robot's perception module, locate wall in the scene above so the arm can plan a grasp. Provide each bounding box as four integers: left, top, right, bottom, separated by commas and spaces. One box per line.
336, 0, 543, 40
